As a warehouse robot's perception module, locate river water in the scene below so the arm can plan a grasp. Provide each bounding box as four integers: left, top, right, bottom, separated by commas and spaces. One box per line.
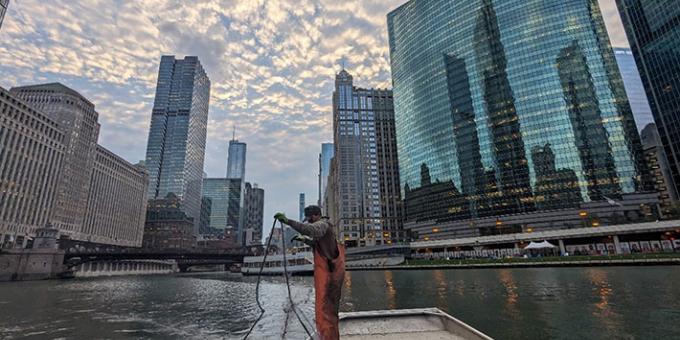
1, 267, 679, 339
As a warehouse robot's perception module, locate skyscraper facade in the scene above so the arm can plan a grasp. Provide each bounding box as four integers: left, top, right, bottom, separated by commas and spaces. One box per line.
243, 182, 264, 245
201, 178, 230, 232
641, 123, 678, 215
0, 0, 8, 31
613, 48, 654, 131
299, 193, 305, 221
332, 70, 403, 247
144, 56, 210, 234
388, 0, 647, 230
226, 139, 246, 179
0, 87, 65, 248
11, 83, 101, 239
318, 143, 334, 211
616, 0, 680, 199
82, 145, 149, 247
227, 178, 245, 245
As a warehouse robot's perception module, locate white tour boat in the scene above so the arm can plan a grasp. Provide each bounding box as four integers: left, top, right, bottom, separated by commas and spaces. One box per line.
241, 251, 314, 276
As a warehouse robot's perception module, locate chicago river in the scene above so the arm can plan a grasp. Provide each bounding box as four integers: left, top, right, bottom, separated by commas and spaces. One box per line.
2, 267, 679, 339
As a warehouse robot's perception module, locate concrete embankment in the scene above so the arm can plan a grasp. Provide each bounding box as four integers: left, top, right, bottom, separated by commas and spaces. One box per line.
347, 257, 680, 271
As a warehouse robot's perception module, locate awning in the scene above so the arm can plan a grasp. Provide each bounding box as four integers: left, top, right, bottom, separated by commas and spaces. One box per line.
523, 240, 557, 250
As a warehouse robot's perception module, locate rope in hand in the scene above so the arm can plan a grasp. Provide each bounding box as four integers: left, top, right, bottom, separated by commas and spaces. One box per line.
243, 220, 314, 339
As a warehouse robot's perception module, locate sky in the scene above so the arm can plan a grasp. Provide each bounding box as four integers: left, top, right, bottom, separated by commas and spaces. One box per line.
0, 0, 629, 239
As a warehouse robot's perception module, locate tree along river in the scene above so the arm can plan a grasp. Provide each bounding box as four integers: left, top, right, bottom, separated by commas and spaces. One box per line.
1, 267, 679, 339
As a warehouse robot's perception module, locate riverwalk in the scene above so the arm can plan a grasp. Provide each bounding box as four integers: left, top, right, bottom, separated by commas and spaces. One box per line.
347, 253, 680, 271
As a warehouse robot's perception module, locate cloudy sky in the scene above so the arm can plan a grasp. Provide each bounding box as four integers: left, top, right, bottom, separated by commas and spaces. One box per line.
0, 0, 628, 238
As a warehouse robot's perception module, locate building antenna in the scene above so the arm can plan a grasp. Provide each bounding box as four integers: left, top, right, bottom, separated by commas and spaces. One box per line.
232, 125, 236, 141
340, 56, 346, 71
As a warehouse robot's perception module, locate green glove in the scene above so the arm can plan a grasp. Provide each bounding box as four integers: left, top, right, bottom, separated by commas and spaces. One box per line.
274, 212, 288, 224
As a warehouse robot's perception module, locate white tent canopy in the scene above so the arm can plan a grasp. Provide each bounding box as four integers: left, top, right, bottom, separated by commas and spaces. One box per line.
523, 240, 557, 250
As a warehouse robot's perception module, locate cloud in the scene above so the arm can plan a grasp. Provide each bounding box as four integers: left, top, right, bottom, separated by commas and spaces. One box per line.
0, 0, 628, 238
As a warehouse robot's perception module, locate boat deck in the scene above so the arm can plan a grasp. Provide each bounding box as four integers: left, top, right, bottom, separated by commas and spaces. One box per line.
338, 308, 492, 340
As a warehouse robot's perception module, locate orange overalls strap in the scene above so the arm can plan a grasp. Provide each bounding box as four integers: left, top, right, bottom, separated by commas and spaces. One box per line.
313, 243, 345, 340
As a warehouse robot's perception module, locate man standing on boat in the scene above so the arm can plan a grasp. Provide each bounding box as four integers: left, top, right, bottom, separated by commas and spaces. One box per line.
274, 205, 345, 340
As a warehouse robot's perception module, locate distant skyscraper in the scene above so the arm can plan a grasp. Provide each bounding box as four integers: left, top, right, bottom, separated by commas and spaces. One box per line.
617, 0, 680, 197
614, 48, 654, 131
640, 123, 678, 214
0, 0, 8, 31
244, 182, 264, 245
144, 56, 210, 234
332, 70, 403, 247
11, 83, 101, 239
0, 87, 65, 248
226, 138, 246, 179
318, 143, 334, 211
299, 193, 305, 221
201, 178, 230, 232
388, 0, 647, 237
227, 178, 245, 245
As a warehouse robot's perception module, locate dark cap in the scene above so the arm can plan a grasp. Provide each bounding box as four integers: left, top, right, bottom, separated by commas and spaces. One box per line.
304, 205, 322, 217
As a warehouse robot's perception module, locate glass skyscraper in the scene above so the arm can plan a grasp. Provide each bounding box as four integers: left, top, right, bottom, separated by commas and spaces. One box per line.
318, 143, 334, 209
613, 48, 654, 131
388, 0, 646, 225
226, 139, 246, 179
201, 178, 230, 232
616, 0, 680, 198
145, 56, 210, 234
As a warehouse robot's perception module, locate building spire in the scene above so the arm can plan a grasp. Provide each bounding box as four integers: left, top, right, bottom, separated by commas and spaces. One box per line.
232, 125, 236, 141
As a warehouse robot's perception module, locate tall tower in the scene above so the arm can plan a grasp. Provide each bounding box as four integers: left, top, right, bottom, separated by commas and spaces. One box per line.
617, 0, 680, 197
299, 193, 305, 221
226, 136, 246, 179
144, 56, 210, 234
11, 83, 101, 239
332, 69, 403, 247
318, 143, 334, 212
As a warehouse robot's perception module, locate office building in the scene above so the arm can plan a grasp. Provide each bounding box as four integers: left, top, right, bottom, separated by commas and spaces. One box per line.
332, 70, 403, 247
11, 83, 101, 239
0, 0, 8, 31
299, 193, 305, 220
144, 56, 210, 233
143, 193, 196, 250
0, 87, 65, 248
243, 182, 264, 245
199, 196, 213, 234
617, 0, 680, 199
226, 138, 246, 179
318, 143, 334, 212
641, 123, 678, 215
389, 0, 651, 240
227, 178, 245, 245
614, 48, 654, 131
201, 178, 230, 232
82, 146, 149, 247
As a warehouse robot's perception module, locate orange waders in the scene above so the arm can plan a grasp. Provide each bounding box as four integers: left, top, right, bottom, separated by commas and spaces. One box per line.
313, 244, 345, 340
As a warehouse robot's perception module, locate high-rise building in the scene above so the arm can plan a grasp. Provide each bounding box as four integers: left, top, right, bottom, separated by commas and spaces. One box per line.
11, 83, 101, 240
201, 178, 230, 232
227, 178, 245, 245
226, 138, 246, 179
0, 87, 65, 248
243, 182, 264, 245
299, 193, 305, 221
641, 123, 678, 214
388, 0, 649, 239
144, 56, 210, 234
0, 0, 8, 31
199, 196, 213, 235
332, 70, 403, 247
82, 146, 149, 247
613, 48, 654, 131
318, 143, 334, 212
616, 0, 680, 198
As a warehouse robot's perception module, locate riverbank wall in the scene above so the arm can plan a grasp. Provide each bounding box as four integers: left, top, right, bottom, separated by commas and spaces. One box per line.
0, 248, 65, 281
347, 257, 680, 271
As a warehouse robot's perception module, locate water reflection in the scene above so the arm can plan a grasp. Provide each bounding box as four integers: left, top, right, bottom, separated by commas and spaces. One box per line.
432, 270, 449, 310
498, 269, 520, 320
383, 271, 397, 310
585, 268, 623, 337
